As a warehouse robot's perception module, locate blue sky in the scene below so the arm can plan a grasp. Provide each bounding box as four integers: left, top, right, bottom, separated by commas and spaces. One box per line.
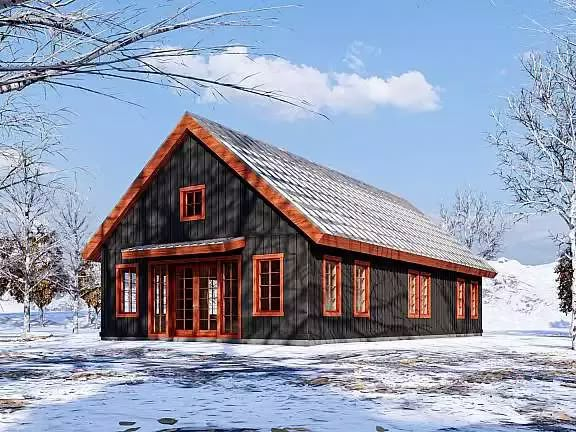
47, 1, 566, 264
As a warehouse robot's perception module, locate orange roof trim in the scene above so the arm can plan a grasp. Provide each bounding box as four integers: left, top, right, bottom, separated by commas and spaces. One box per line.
82, 112, 496, 279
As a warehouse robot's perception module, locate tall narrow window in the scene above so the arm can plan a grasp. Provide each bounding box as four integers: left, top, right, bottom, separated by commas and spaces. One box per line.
179, 184, 205, 221
470, 281, 479, 320
149, 264, 167, 335
456, 279, 466, 320
407, 270, 431, 319
323, 255, 342, 317
253, 254, 284, 317
116, 264, 138, 318
353, 260, 370, 318
408, 271, 419, 318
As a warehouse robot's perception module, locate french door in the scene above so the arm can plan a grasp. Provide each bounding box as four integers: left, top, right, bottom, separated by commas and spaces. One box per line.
148, 259, 240, 339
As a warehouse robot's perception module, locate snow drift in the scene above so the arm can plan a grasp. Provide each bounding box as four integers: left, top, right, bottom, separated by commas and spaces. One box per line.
483, 258, 570, 333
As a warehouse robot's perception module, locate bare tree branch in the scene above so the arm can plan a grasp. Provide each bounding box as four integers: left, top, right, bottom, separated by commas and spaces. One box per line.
440, 187, 511, 260
489, 39, 576, 348
0, 1, 310, 113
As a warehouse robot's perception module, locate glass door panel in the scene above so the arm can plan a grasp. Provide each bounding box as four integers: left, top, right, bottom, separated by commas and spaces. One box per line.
197, 263, 218, 334
150, 265, 168, 335
221, 261, 239, 337
175, 266, 194, 333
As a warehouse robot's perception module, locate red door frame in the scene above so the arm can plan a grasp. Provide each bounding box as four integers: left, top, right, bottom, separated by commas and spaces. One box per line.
147, 256, 242, 340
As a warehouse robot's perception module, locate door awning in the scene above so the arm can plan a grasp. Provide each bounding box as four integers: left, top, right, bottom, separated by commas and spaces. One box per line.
121, 237, 246, 259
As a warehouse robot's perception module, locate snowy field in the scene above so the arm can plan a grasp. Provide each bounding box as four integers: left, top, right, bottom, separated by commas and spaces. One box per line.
0, 313, 574, 432
0, 259, 575, 431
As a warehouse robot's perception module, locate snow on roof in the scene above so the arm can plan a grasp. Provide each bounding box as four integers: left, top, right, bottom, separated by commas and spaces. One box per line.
192, 114, 494, 274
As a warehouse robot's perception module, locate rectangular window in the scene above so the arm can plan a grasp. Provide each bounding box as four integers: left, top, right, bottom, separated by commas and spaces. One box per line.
456, 278, 466, 320
323, 255, 342, 317
253, 254, 284, 317
353, 260, 370, 318
179, 184, 205, 221
407, 270, 431, 319
470, 281, 479, 320
116, 264, 138, 318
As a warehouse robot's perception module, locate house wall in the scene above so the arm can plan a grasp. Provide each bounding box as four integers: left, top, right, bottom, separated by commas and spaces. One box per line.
307, 246, 482, 341
101, 134, 311, 340
100, 133, 483, 343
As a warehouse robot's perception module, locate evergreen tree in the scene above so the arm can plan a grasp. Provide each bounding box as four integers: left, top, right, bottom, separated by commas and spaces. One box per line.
556, 247, 573, 315
79, 262, 101, 326
31, 280, 57, 327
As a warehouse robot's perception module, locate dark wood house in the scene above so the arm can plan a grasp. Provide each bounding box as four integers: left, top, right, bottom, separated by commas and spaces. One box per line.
82, 113, 496, 344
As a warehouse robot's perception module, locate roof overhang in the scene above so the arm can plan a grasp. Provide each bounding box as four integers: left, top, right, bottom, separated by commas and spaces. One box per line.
82, 112, 496, 279
121, 237, 245, 260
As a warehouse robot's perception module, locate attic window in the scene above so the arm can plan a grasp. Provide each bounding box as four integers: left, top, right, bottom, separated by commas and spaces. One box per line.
323, 255, 342, 317
180, 185, 205, 221
116, 264, 138, 318
407, 270, 431, 319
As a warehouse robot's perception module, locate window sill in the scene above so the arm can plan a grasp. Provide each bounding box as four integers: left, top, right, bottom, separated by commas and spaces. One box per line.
253, 311, 284, 317
116, 313, 139, 318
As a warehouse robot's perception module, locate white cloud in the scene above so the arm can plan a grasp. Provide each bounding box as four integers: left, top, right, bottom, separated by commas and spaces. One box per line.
152, 46, 440, 120
343, 41, 382, 73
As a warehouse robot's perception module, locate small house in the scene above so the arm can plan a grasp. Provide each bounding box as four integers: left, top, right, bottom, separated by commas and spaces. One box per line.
82, 113, 496, 344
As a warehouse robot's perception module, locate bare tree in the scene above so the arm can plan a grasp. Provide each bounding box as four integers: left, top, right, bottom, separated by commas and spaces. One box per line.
489, 43, 576, 348
440, 188, 510, 260
0, 139, 64, 336
0, 1, 302, 107
0, 2, 309, 193
58, 186, 90, 333
0, 96, 67, 193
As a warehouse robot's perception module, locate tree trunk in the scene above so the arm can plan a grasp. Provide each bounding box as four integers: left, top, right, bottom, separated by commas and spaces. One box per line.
39, 307, 45, 327
570, 213, 576, 350
23, 230, 31, 336
22, 289, 30, 337
73, 275, 79, 334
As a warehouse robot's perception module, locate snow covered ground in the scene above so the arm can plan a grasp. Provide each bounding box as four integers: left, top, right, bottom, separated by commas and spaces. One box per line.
0, 259, 574, 431
483, 258, 571, 334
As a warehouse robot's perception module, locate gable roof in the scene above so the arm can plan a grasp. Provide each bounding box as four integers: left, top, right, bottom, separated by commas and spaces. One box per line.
83, 112, 496, 278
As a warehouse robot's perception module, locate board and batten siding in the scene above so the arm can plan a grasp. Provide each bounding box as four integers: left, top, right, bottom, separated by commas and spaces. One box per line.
307, 246, 482, 341
101, 134, 311, 341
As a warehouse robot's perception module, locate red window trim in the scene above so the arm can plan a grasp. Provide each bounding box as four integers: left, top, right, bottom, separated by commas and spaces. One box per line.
408, 270, 420, 319
456, 278, 466, 320
419, 272, 432, 319
147, 263, 169, 336
353, 260, 370, 318
407, 270, 432, 319
179, 184, 206, 221
322, 255, 342, 317
252, 253, 284, 317
470, 281, 479, 320
115, 263, 139, 318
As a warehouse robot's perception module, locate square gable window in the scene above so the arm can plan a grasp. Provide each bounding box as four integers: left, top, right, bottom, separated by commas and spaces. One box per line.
180, 185, 205, 221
